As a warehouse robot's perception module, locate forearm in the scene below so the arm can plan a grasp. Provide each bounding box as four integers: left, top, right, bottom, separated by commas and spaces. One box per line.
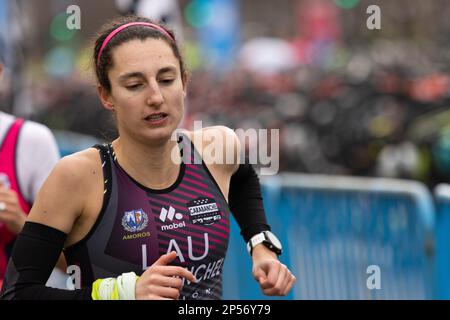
1, 283, 92, 300
228, 162, 271, 242
0, 222, 91, 300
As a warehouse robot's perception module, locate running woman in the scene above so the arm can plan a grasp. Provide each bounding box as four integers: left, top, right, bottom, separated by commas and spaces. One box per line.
0, 16, 295, 300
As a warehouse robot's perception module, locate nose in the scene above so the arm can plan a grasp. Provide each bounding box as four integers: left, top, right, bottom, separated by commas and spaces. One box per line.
145, 79, 164, 107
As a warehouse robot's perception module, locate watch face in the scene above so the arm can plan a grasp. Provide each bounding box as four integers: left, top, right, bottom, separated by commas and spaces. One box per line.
247, 231, 282, 256
265, 231, 282, 250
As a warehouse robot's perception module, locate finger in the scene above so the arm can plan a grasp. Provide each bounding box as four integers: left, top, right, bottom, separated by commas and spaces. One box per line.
154, 275, 183, 290
253, 268, 266, 284
263, 287, 279, 296
262, 266, 286, 296
0, 211, 14, 223
0, 197, 19, 207
0, 201, 21, 210
262, 276, 286, 296
279, 267, 292, 294
278, 264, 292, 293
0, 189, 17, 199
282, 274, 296, 296
0, 205, 22, 220
153, 251, 178, 266
160, 266, 197, 283
144, 295, 174, 301
267, 262, 281, 287
151, 286, 181, 299
274, 264, 287, 293
0, 196, 8, 208
260, 262, 280, 289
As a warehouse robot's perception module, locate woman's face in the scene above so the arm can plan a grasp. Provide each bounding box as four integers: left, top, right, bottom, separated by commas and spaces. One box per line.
103, 38, 185, 145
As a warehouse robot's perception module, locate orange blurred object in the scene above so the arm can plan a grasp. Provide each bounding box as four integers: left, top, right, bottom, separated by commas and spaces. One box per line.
409, 74, 450, 102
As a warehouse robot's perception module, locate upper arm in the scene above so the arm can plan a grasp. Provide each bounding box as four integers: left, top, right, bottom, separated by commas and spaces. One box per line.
18, 122, 60, 201
217, 126, 241, 174
26, 153, 92, 235
196, 126, 241, 176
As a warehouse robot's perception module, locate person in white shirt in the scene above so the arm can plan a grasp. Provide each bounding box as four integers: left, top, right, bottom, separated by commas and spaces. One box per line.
0, 41, 66, 289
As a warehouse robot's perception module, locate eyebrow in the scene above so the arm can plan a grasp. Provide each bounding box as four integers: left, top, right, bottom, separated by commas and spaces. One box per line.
158, 66, 177, 75
118, 66, 177, 82
118, 72, 144, 82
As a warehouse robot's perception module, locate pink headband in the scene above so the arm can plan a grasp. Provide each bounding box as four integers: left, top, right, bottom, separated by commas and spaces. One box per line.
97, 22, 175, 65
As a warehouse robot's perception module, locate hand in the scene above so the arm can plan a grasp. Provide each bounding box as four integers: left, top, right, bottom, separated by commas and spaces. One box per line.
252, 245, 296, 296
0, 185, 27, 235
135, 251, 197, 300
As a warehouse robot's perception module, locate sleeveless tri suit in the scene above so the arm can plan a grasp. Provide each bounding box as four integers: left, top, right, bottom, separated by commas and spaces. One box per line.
65, 132, 231, 300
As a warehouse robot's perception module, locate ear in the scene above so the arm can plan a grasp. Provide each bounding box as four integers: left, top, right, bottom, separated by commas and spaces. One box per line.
97, 85, 114, 111
182, 71, 189, 97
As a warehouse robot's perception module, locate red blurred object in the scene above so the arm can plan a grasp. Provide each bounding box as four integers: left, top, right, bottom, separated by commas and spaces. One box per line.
293, 0, 341, 64
408, 74, 450, 102
296, 0, 341, 41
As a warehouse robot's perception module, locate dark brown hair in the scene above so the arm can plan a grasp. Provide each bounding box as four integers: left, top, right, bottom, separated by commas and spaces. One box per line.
93, 15, 186, 91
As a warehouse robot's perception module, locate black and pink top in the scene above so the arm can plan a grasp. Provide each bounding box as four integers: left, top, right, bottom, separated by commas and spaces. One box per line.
65, 132, 231, 300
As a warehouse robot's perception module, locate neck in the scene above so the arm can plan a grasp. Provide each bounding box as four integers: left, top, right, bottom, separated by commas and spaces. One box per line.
112, 135, 182, 189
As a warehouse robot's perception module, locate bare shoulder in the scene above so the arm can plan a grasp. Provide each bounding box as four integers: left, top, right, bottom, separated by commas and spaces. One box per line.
62, 147, 101, 170
27, 147, 103, 234
184, 126, 241, 175
49, 148, 101, 185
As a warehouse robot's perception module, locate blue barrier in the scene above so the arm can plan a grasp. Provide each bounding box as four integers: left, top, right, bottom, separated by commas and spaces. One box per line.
53, 130, 103, 157
223, 174, 435, 300
434, 184, 450, 299
53, 136, 437, 299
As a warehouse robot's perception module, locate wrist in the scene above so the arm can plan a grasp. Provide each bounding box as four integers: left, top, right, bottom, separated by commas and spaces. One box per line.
251, 243, 278, 262
247, 230, 282, 257
92, 272, 139, 300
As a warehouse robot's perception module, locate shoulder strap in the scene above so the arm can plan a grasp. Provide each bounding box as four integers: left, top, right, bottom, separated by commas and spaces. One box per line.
93, 143, 113, 203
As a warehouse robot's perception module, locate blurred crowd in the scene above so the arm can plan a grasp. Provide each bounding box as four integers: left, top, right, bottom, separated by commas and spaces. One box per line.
9, 39, 445, 189
1, 0, 450, 189
186, 50, 450, 188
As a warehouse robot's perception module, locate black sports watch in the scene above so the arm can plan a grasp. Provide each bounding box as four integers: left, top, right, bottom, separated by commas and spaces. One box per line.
246, 231, 282, 256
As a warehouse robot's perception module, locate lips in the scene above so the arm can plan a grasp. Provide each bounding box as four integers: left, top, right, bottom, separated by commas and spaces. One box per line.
144, 112, 168, 121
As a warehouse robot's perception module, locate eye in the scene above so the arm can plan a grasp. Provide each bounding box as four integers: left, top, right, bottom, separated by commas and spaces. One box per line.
159, 78, 175, 85
125, 83, 143, 90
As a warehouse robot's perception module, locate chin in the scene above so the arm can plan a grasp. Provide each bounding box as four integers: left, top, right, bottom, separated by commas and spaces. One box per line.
142, 127, 177, 144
